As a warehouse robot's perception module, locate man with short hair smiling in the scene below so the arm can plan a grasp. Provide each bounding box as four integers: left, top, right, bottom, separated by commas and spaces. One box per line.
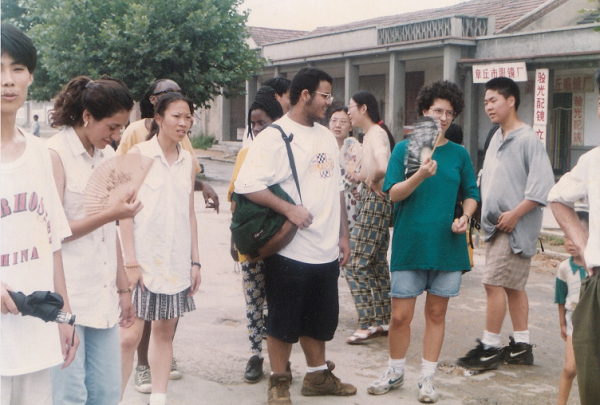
458, 77, 554, 371
235, 67, 355, 405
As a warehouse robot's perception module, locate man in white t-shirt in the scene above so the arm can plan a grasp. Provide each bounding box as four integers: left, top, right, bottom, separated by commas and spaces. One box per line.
1, 22, 79, 405
235, 67, 355, 405
549, 69, 600, 405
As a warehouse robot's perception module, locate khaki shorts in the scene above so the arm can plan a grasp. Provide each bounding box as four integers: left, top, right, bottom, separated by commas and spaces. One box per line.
483, 231, 531, 290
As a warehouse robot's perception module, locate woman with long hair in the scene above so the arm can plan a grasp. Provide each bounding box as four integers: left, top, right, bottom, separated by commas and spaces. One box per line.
344, 91, 395, 345
119, 92, 201, 405
47, 76, 139, 405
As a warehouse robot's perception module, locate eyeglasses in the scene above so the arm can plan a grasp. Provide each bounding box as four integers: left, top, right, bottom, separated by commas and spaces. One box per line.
152, 89, 181, 97
429, 107, 456, 119
330, 118, 349, 125
347, 104, 357, 110
315, 91, 334, 103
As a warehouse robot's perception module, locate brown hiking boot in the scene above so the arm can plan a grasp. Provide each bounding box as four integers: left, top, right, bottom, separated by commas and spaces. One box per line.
301, 361, 357, 397
268, 372, 292, 405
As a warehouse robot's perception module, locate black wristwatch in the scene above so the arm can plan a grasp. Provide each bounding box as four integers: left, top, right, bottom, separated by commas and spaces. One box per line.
191, 261, 201, 269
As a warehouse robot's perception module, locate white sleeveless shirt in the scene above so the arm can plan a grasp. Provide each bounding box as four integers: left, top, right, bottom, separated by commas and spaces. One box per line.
46, 127, 120, 328
132, 137, 193, 294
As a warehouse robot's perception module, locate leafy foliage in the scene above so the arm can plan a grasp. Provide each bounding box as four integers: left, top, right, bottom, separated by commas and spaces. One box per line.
2, 0, 265, 107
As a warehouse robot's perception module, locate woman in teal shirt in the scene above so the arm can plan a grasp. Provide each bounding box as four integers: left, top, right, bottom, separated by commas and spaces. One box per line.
368, 81, 479, 403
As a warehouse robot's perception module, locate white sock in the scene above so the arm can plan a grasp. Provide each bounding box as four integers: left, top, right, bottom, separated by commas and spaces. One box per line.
481, 330, 502, 349
513, 330, 530, 344
389, 357, 405, 374
306, 364, 328, 373
251, 352, 263, 359
149, 393, 167, 405
381, 324, 389, 332
420, 358, 437, 379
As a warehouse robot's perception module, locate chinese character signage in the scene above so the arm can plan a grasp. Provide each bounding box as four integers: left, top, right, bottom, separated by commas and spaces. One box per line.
555, 75, 594, 93
571, 93, 585, 146
533, 69, 549, 145
472, 62, 528, 83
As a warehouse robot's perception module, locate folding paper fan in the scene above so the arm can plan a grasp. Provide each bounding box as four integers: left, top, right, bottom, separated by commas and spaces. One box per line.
340, 137, 362, 174
404, 116, 442, 179
83, 154, 154, 216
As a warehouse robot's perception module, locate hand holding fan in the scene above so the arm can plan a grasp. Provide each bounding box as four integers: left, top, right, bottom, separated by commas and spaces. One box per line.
405, 116, 442, 178
83, 154, 154, 216
340, 137, 362, 174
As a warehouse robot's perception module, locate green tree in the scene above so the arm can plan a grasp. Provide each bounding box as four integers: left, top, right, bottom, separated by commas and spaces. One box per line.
7, 0, 264, 107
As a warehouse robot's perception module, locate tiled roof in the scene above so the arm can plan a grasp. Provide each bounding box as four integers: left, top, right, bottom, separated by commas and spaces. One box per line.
307, 0, 559, 36
248, 26, 308, 46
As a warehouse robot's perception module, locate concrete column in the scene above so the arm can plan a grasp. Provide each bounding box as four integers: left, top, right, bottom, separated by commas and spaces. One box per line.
387, 53, 405, 143
443, 46, 461, 84
245, 77, 258, 118
221, 92, 231, 142
344, 58, 359, 104
462, 69, 479, 169
273, 66, 281, 77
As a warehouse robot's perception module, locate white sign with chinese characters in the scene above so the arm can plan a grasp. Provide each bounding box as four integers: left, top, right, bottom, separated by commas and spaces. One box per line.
533, 69, 549, 146
571, 93, 585, 146
555, 76, 595, 93
472, 62, 528, 83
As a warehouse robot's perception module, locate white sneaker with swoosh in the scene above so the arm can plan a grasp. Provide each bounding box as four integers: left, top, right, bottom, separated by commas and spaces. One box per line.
367, 368, 404, 395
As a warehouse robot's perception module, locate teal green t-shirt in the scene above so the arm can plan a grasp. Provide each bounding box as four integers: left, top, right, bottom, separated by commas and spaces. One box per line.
383, 140, 479, 272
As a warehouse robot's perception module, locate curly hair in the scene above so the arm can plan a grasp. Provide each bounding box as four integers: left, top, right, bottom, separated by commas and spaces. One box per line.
416, 81, 464, 118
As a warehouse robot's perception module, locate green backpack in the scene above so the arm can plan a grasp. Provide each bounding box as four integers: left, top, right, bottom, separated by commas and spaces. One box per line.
230, 124, 302, 259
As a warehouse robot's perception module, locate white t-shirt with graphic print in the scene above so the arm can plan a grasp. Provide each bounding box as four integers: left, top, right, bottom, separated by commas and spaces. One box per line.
234, 115, 343, 264
1, 130, 71, 376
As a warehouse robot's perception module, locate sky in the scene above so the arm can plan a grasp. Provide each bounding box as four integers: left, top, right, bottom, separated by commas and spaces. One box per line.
238, 0, 467, 31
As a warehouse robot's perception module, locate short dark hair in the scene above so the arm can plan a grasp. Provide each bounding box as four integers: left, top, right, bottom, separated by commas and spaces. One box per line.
289, 67, 332, 106
140, 79, 182, 118
50, 76, 134, 128
263, 77, 291, 97
148, 92, 195, 139
1, 23, 37, 73
247, 86, 284, 139
445, 123, 463, 145
485, 77, 521, 111
416, 81, 464, 118
328, 102, 348, 120
576, 210, 589, 228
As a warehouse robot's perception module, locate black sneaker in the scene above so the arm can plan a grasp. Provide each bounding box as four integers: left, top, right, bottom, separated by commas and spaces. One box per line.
244, 355, 264, 383
457, 339, 501, 371
501, 336, 534, 365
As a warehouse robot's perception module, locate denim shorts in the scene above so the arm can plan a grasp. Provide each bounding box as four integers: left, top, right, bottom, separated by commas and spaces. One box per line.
390, 270, 462, 298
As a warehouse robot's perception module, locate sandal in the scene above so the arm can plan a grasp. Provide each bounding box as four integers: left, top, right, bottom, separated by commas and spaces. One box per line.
346, 326, 383, 345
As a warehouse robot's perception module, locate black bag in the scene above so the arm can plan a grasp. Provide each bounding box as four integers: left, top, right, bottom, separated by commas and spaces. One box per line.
230, 124, 303, 260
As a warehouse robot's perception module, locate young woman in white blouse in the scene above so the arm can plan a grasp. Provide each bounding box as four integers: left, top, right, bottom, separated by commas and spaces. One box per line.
119, 92, 201, 405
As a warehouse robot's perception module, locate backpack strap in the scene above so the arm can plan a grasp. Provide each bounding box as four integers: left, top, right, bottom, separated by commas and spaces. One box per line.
268, 124, 303, 205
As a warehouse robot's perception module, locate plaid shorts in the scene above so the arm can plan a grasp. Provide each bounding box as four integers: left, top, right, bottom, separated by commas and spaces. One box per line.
482, 231, 531, 290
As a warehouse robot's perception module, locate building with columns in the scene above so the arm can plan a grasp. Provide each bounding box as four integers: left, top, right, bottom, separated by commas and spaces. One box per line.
198, 0, 599, 174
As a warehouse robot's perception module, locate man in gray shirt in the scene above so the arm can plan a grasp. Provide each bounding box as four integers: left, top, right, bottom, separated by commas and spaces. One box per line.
458, 77, 554, 371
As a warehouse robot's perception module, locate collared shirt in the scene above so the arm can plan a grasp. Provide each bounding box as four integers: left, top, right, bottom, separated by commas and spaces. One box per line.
46, 126, 119, 329
133, 136, 193, 294
116, 119, 202, 174
548, 147, 600, 268
481, 125, 554, 257
555, 257, 586, 311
